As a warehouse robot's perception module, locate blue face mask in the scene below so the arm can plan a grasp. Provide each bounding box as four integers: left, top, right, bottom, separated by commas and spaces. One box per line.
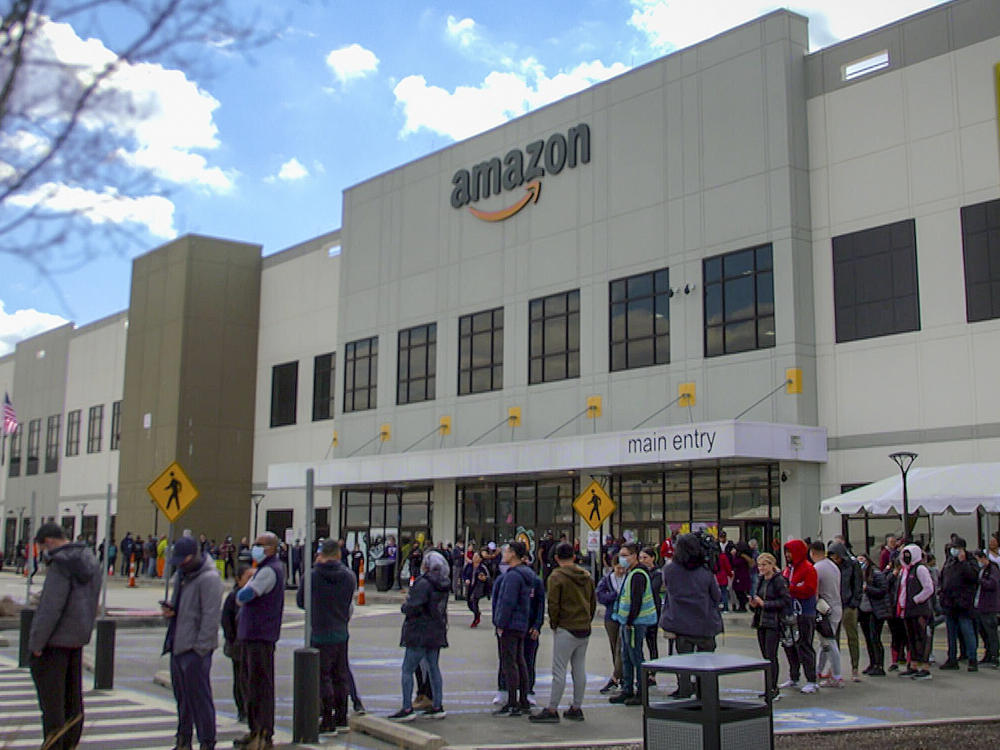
949, 548, 960, 558
618, 555, 630, 568
251, 545, 266, 563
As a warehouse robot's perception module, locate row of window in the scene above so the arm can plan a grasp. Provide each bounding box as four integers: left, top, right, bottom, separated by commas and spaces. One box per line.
2, 402, 121, 478
267, 197, 1000, 424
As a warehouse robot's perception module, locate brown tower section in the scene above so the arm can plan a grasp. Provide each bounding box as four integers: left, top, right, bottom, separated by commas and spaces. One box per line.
116, 235, 261, 542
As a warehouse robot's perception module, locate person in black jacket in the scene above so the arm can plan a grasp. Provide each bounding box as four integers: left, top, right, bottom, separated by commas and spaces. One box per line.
462, 551, 491, 627
296, 540, 357, 733
639, 548, 662, 662
749, 553, 790, 701
389, 550, 451, 722
939, 537, 980, 671
828, 541, 863, 680
222, 566, 252, 722
856, 554, 890, 675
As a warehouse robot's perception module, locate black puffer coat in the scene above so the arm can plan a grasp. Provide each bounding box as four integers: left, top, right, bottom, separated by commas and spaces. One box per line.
400, 569, 451, 649
753, 573, 791, 630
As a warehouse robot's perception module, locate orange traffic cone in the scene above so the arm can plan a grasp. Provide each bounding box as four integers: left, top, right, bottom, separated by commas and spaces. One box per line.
409, 575, 415, 587
357, 559, 366, 606
127, 555, 137, 588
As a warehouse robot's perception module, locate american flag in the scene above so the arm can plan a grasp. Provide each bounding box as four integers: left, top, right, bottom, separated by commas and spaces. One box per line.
2, 392, 18, 435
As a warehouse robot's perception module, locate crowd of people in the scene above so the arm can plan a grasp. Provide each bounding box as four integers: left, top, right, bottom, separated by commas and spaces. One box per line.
19, 519, 1000, 750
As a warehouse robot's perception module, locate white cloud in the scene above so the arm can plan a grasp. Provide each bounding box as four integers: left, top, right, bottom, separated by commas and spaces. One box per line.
393, 60, 627, 141
325, 43, 379, 85
9, 183, 176, 238
276, 158, 309, 181
628, 0, 950, 52
446, 16, 478, 48
0, 300, 70, 356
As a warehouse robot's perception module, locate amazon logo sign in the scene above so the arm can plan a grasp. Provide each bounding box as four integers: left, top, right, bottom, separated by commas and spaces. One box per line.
450, 123, 591, 222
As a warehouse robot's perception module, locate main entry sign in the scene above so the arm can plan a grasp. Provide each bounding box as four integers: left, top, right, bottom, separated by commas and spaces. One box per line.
574, 480, 616, 531
148, 461, 199, 523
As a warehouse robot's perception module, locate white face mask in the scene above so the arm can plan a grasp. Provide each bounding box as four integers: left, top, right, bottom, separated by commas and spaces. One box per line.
251, 545, 266, 563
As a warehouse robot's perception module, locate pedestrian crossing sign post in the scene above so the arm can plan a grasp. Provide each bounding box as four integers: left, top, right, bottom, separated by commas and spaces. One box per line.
147, 461, 199, 523
573, 479, 616, 531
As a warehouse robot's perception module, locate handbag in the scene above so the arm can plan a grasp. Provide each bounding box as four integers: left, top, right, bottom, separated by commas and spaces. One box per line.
815, 598, 836, 638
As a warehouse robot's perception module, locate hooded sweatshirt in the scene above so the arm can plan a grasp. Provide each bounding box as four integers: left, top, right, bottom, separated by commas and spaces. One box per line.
782, 540, 818, 616
400, 565, 451, 649
896, 544, 934, 618
547, 563, 597, 635
28, 542, 101, 653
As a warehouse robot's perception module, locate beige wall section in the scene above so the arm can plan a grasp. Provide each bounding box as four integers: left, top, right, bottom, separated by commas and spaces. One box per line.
117, 235, 262, 542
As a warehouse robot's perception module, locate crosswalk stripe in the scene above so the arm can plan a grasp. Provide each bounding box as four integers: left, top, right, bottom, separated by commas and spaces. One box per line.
1, 729, 249, 749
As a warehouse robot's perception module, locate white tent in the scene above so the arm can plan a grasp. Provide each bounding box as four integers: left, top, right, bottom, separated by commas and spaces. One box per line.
820, 462, 1000, 515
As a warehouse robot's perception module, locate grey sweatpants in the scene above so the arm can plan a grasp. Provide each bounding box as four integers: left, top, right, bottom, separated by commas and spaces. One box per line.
548, 628, 589, 710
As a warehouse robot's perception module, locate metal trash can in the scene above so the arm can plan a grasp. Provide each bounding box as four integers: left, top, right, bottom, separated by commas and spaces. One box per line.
641, 653, 773, 750
375, 558, 392, 591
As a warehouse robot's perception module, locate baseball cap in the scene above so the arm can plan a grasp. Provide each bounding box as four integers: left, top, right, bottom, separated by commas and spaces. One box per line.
169, 536, 199, 565
487, 541, 497, 550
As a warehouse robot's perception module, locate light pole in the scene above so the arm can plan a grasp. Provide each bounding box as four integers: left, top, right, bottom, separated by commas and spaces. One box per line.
889, 451, 918, 542
252, 493, 266, 539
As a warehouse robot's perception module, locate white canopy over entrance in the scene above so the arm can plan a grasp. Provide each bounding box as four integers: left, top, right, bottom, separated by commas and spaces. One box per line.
820, 462, 1000, 515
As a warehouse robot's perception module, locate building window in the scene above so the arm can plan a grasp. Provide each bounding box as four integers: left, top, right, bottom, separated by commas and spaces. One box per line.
832, 219, 919, 343
45, 415, 60, 473
87, 405, 103, 454
270, 361, 298, 427
8, 425, 21, 477
529, 290, 580, 384
312, 353, 336, 421
704, 244, 775, 357
397, 323, 436, 405
26, 419, 40, 475
344, 336, 378, 413
960, 199, 1000, 322
110, 401, 122, 450
610, 268, 670, 371
459, 307, 503, 395
66, 409, 81, 457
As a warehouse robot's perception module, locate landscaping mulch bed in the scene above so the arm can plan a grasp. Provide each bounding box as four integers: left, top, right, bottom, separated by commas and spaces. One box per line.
776, 720, 1000, 749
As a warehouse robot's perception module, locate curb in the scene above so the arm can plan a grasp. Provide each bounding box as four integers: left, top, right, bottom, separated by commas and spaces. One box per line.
349, 714, 445, 750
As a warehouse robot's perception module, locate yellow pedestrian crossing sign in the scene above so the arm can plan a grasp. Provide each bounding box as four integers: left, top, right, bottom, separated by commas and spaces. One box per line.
148, 461, 199, 523
573, 480, 616, 531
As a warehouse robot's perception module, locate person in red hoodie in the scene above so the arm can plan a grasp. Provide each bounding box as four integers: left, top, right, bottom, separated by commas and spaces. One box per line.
780, 539, 819, 694
714, 548, 734, 612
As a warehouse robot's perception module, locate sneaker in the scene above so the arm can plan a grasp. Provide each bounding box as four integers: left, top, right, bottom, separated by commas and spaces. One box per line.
899, 667, 918, 677
412, 695, 433, 711
778, 679, 798, 689
624, 695, 642, 706
817, 671, 831, 681
421, 707, 447, 719
819, 677, 844, 688
563, 707, 585, 722
939, 661, 960, 670
527, 694, 537, 706
528, 708, 560, 723
318, 718, 338, 734
852, 669, 862, 682
968, 662, 979, 672
800, 682, 819, 694
609, 692, 633, 704
493, 705, 522, 717
599, 679, 619, 694
492, 691, 506, 705
232, 734, 252, 748
911, 669, 932, 680
352, 702, 367, 716
888, 663, 899, 672
868, 667, 886, 676
388, 708, 416, 722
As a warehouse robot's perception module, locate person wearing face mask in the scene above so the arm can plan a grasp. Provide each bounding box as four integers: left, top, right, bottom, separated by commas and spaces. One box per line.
595, 561, 627, 693
161, 535, 224, 750
972, 549, 1000, 668
938, 537, 979, 672
234, 533, 285, 750
609, 542, 657, 705
857, 554, 890, 676
896, 544, 935, 679
27, 523, 101, 750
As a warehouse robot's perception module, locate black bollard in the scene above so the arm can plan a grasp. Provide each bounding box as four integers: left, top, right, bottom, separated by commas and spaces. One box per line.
292, 647, 320, 743
18, 608, 34, 668
93, 618, 116, 690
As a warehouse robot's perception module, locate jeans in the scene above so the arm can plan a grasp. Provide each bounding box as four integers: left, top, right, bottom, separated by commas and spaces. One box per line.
549, 628, 589, 709
945, 610, 977, 664
30, 647, 84, 750
170, 650, 216, 746
243, 640, 276, 737
620, 624, 648, 696
401, 647, 442, 710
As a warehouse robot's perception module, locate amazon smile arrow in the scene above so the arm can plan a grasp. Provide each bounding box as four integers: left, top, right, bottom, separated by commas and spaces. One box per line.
468, 180, 541, 222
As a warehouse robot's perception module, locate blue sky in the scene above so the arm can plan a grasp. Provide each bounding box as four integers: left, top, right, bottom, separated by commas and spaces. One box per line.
0, 0, 949, 353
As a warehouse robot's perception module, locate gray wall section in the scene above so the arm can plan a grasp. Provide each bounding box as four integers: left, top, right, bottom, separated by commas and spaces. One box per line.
116, 235, 261, 542
6, 324, 72, 521
806, 0, 1000, 98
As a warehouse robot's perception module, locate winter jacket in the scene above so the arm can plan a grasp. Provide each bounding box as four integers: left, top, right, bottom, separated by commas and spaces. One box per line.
492, 564, 535, 633
547, 564, 597, 633
863, 568, 892, 620
896, 545, 934, 619
975, 560, 1000, 614
164, 553, 223, 657
829, 542, 863, 609
596, 570, 625, 622
527, 569, 546, 632
731, 548, 752, 594
28, 542, 101, 653
221, 588, 239, 647
649, 565, 664, 613
462, 562, 491, 600
782, 539, 817, 616
753, 573, 791, 630
297, 559, 355, 644
400, 569, 450, 649
659, 559, 723, 638
940, 553, 980, 613
714, 552, 732, 587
